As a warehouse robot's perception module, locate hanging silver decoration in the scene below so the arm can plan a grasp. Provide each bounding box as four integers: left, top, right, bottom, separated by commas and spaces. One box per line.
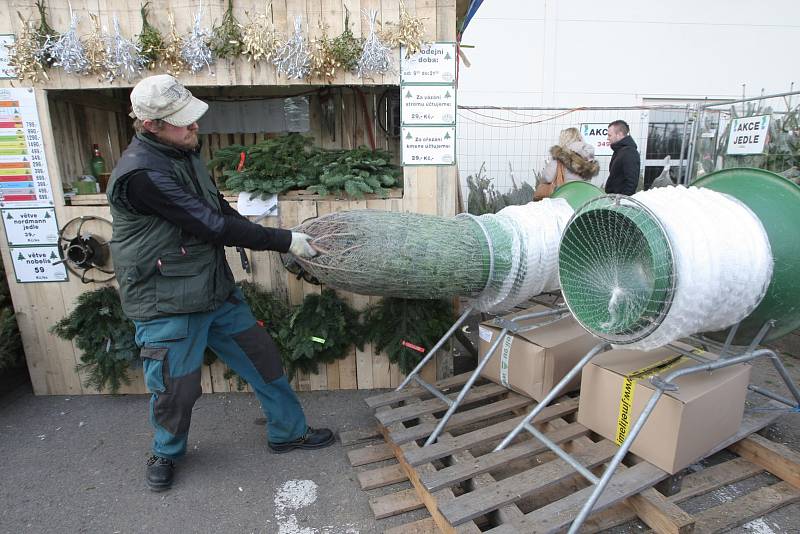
357, 9, 392, 78
49, 10, 89, 75
107, 16, 146, 82
273, 16, 311, 79
181, 4, 214, 74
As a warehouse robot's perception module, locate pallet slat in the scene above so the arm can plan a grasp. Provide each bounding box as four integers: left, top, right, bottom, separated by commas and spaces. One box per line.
376, 383, 509, 426
388, 393, 535, 445
348, 442, 395, 467
422, 422, 590, 492
403, 397, 579, 467
729, 433, 800, 489
358, 463, 409, 490
383, 517, 439, 534
369, 487, 426, 519
486, 462, 669, 534
364, 372, 473, 409
691, 481, 800, 534
440, 440, 619, 526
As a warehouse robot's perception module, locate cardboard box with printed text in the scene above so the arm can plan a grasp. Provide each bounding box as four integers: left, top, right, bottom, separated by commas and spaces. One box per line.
478, 306, 600, 401
577, 345, 751, 474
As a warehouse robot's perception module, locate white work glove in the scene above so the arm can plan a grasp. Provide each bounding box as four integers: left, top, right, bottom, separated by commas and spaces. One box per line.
289, 232, 318, 258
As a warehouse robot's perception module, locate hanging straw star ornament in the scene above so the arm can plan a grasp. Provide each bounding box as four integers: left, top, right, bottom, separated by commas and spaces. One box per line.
7, 13, 49, 83
49, 8, 90, 75
273, 16, 311, 79
357, 9, 392, 78
381, 0, 426, 58
181, 4, 214, 74
161, 11, 188, 76
107, 15, 146, 82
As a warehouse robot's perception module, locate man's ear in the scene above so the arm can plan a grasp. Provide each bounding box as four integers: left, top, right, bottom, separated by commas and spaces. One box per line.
142, 119, 160, 134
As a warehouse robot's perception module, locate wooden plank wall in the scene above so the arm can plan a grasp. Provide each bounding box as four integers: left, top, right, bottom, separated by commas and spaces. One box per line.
0, 0, 457, 395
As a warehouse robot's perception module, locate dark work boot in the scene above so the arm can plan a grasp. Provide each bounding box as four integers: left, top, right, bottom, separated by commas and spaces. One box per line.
268, 427, 335, 453
146, 455, 175, 492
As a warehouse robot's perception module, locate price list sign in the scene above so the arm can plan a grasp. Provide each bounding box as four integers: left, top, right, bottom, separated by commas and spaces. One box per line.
0, 88, 66, 282
0, 88, 55, 209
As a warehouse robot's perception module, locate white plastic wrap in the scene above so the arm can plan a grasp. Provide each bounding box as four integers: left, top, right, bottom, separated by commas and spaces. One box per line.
624, 186, 773, 350
472, 198, 575, 313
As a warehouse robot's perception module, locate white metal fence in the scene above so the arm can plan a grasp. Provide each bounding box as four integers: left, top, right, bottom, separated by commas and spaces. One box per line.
456, 106, 695, 203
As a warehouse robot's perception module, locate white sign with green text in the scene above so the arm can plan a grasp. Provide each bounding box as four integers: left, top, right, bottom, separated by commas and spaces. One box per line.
402, 126, 456, 166
401, 85, 456, 125
10, 246, 67, 282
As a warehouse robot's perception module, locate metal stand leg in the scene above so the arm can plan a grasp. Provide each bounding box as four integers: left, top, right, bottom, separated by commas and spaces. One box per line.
424, 307, 570, 446
494, 342, 612, 452
395, 305, 474, 392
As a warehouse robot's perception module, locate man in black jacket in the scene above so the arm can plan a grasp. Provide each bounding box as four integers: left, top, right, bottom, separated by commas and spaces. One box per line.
604, 120, 641, 195
108, 75, 334, 493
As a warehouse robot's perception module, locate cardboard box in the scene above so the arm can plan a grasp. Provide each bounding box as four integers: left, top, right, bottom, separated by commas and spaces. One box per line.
478, 306, 600, 401
577, 346, 751, 474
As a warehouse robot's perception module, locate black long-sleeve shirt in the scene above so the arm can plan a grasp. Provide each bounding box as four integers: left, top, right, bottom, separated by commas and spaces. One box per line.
123, 170, 291, 252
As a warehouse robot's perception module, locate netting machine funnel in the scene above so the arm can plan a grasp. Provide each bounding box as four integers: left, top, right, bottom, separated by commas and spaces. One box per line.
693, 168, 800, 344
558, 169, 800, 347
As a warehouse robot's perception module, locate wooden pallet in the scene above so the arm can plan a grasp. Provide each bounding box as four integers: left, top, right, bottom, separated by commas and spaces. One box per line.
348, 372, 800, 533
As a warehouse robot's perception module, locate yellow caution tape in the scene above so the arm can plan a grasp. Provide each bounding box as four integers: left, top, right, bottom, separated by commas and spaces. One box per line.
614, 348, 706, 445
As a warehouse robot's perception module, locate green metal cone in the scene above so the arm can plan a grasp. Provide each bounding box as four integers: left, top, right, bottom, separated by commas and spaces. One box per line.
558, 197, 674, 343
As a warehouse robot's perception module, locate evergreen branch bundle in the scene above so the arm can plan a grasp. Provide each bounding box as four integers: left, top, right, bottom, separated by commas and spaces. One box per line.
362, 298, 454, 374
308, 147, 401, 198
210, 0, 243, 59
138, 2, 164, 70
51, 287, 138, 394
209, 134, 401, 199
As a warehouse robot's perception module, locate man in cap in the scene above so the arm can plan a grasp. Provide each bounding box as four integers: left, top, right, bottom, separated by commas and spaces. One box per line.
107, 74, 333, 492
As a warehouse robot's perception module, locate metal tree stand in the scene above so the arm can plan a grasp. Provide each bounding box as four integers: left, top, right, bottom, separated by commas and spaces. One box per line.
492, 319, 800, 534
393, 303, 570, 446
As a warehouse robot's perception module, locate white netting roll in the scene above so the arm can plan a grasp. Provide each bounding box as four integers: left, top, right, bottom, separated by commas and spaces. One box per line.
626, 186, 773, 350
473, 198, 575, 313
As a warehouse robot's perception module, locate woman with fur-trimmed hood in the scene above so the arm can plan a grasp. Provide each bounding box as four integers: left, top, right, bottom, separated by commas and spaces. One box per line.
541, 128, 600, 184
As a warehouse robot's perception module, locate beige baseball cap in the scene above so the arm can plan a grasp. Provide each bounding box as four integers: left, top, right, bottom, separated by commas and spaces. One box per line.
129, 74, 208, 127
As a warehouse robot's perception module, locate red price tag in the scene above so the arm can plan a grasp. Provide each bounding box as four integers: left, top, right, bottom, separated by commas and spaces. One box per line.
401, 340, 426, 353
237, 151, 246, 171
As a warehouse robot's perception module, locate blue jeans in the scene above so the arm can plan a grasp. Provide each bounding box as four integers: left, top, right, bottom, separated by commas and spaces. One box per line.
134, 288, 307, 459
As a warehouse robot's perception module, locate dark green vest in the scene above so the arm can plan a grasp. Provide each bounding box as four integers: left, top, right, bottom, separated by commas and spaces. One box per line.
107, 134, 235, 321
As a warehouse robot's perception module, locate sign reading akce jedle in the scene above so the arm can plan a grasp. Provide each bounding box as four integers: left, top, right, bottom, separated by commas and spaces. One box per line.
727, 115, 770, 155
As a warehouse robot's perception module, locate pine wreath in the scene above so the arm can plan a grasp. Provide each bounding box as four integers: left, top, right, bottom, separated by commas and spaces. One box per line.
51, 287, 139, 394
278, 288, 364, 378
362, 298, 454, 374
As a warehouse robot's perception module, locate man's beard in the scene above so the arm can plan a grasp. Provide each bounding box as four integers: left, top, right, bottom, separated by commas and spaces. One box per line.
155, 131, 199, 151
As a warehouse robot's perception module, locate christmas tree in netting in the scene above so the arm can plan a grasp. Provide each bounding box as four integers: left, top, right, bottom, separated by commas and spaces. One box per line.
285, 198, 575, 313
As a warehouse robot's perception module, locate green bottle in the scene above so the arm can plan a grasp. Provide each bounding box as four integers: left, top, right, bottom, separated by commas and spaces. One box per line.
90, 144, 106, 179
